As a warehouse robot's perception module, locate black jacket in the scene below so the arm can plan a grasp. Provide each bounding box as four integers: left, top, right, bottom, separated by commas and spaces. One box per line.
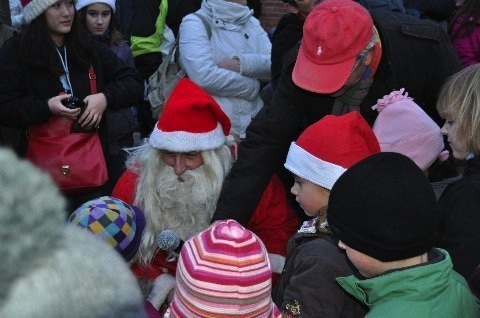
212, 8, 460, 225
274, 231, 367, 317
270, 13, 303, 89
0, 35, 143, 150
129, 0, 202, 80
438, 156, 480, 279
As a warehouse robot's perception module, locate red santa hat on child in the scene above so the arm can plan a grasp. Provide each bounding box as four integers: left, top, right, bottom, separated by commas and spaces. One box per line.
284, 112, 380, 190
149, 78, 231, 152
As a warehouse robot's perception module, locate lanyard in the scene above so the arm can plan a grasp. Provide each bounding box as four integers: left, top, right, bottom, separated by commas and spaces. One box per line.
56, 46, 75, 96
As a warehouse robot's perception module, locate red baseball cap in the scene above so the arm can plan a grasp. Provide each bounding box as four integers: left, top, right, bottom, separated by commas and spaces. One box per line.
292, 0, 374, 94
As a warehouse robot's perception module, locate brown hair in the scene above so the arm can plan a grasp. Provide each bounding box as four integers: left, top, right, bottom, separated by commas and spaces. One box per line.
77, 5, 124, 46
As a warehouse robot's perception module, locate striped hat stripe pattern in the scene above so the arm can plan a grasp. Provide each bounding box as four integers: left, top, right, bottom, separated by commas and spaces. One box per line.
169, 219, 277, 317
175, 258, 273, 316
180, 244, 272, 296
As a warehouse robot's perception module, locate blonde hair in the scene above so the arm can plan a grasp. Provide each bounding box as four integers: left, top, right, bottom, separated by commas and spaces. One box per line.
436, 64, 480, 155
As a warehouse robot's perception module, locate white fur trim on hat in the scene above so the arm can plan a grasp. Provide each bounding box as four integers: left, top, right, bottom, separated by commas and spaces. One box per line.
284, 142, 346, 190
148, 123, 226, 152
75, 0, 116, 12
22, 0, 59, 24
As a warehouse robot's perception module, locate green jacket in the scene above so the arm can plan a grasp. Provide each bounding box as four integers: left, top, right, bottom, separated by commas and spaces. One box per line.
336, 249, 479, 318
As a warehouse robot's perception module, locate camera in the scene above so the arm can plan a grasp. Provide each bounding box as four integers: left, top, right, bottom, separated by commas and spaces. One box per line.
62, 96, 86, 109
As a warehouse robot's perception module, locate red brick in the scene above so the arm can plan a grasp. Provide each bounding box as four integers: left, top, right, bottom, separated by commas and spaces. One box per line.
258, 0, 289, 32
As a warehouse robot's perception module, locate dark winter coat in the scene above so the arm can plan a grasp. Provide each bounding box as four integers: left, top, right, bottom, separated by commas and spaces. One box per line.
212, 7, 460, 226
129, 0, 202, 80
274, 228, 367, 317
0, 35, 143, 152
270, 13, 303, 89
106, 39, 137, 155
438, 155, 480, 279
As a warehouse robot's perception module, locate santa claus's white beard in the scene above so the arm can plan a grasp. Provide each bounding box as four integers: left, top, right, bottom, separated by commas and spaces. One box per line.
136, 163, 220, 265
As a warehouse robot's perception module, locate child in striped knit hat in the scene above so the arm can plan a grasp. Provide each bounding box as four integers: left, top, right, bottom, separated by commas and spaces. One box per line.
165, 219, 281, 318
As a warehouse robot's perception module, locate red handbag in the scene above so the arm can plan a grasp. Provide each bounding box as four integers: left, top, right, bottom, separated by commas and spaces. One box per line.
27, 66, 108, 195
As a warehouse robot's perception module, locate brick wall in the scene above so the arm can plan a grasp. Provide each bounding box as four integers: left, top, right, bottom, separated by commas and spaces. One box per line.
258, 0, 288, 33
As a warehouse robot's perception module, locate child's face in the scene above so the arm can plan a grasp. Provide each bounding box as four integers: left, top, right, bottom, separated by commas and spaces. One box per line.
45, 0, 75, 45
441, 117, 469, 159
85, 3, 112, 36
291, 175, 330, 217
338, 240, 383, 278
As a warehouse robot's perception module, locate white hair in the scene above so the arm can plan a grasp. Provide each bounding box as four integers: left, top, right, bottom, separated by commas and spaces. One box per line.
127, 145, 232, 265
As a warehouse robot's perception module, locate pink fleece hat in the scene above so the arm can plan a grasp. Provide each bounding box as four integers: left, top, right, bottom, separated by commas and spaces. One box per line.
372, 89, 446, 171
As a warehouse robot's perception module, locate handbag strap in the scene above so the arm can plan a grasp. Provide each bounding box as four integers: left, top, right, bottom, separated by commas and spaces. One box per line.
88, 65, 97, 94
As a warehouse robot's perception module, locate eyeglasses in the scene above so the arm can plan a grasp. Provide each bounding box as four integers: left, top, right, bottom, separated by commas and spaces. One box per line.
349, 58, 363, 77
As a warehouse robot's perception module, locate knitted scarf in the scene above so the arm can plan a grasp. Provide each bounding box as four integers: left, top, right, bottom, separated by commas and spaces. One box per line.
332, 26, 383, 115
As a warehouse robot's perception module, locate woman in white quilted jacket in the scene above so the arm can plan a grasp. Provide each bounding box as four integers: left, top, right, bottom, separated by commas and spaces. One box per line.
179, 0, 271, 138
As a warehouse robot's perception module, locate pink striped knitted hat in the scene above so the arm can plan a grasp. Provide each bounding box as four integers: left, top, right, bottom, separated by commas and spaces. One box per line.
168, 219, 280, 318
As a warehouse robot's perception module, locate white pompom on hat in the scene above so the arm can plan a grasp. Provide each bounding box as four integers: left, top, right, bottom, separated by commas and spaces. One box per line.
75, 0, 116, 12
149, 78, 232, 152
20, 0, 61, 24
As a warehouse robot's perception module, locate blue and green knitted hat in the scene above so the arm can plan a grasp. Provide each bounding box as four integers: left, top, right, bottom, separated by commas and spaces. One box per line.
69, 196, 145, 262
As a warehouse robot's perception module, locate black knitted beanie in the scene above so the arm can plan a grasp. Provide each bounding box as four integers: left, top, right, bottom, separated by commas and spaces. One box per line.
328, 152, 438, 262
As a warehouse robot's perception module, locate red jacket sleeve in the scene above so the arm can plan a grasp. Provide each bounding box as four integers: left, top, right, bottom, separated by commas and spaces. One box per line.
111, 169, 138, 205
247, 173, 299, 256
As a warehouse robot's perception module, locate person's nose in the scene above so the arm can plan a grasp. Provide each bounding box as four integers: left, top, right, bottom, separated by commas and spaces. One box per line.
96, 16, 104, 24
59, 2, 71, 15
172, 155, 186, 176
440, 123, 448, 136
290, 184, 298, 196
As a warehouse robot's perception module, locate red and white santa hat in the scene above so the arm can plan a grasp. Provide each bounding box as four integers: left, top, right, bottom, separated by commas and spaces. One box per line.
149, 78, 231, 152
284, 112, 380, 190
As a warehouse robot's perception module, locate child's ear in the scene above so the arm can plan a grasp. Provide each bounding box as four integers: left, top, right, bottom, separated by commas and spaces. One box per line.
284, 3, 299, 14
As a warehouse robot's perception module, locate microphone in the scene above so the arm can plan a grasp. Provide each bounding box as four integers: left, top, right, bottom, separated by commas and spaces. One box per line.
156, 230, 184, 254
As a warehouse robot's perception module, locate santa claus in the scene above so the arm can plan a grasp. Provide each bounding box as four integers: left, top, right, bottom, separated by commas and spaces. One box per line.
112, 78, 298, 313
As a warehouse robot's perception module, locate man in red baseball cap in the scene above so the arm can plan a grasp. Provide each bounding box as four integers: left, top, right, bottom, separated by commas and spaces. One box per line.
212, 0, 459, 229
292, 0, 375, 94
